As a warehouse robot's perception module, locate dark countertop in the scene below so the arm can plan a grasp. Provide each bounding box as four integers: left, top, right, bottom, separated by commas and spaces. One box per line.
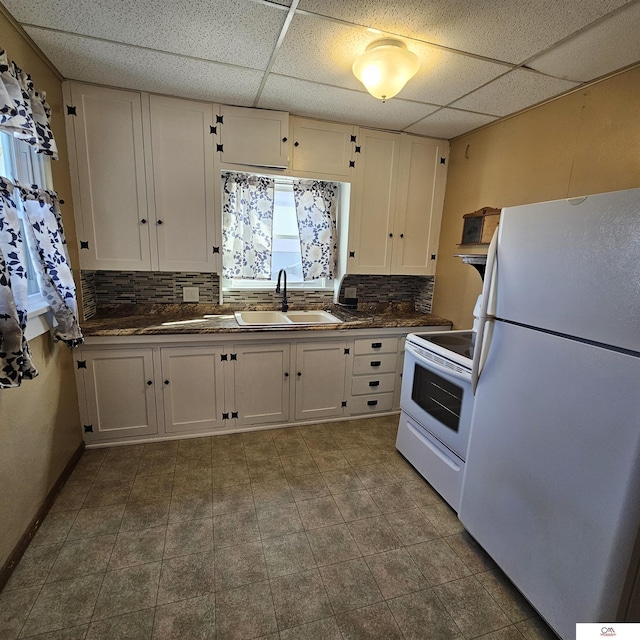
81, 303, 452, 337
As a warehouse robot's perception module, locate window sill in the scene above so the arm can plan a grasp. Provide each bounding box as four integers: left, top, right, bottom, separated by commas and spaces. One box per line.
25, 296, 56, 341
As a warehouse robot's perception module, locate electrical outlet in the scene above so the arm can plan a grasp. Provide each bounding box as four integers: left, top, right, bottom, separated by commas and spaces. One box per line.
182, 286, 200, 302
345, 287, 357, 298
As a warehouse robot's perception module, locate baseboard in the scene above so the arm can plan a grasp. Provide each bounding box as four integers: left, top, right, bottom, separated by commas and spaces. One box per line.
0, 441, 85, 592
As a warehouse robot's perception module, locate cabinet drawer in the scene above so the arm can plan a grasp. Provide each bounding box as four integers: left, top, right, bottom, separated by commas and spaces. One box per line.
353, 353, 397, 375
349, 393, 394, 415
351, 373, 396, 396
354, 337, 398, 355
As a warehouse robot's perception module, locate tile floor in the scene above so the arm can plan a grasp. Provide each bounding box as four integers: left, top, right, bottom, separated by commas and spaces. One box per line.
0, 416, 558, 640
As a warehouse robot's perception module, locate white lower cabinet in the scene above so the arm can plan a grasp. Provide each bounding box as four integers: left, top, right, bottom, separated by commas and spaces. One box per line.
160, 346, 226, 434
294, 341, 348, 422
231, 342, 291, 427
75, 326, 448, 445
80, 349, 158, 442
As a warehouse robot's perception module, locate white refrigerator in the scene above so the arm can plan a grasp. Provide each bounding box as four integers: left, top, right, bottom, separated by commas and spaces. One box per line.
458, 188, 640, 640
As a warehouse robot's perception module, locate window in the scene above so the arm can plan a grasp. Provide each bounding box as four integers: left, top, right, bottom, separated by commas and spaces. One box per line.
223, 177, 333, 290
0, 132, 51, 309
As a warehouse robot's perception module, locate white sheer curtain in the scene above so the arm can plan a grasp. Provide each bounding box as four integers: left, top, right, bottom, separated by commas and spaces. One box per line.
292, 180, 338, 281
222, 172, 275, 280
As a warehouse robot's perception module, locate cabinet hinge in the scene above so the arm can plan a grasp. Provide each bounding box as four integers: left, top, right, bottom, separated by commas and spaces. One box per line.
216, 115, 224, 124
231, 411, 238, 419
343, 348, 350, 355
210, 125, 217, 135
230, 353, 237, 361
83, 424, 93, 433
212, 246, 220, 254
221, 354, 228, 361
349, 251, 355, 258
341, 401, 347, 407
440, 157, 446, 164
66, 105, 77, 116
216, 144, 224, 153
349, 160, 355, 168
77, 360, 87, 369
354, 146, 361, 153
431, 254, 437, 260
222, 412, 229, 420
80, 241, 89, 250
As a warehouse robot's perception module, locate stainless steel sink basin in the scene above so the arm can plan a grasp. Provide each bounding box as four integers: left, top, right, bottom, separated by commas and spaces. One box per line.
234, 310, 342, 326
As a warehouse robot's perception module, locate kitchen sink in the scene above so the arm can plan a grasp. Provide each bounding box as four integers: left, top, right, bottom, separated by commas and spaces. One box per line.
234, 310, 343, 326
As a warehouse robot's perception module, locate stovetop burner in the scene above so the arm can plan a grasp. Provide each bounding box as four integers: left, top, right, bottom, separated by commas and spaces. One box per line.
410, 330, 475, 360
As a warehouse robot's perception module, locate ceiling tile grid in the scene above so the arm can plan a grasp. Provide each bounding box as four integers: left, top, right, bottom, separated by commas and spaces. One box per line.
4, 0, 639, 139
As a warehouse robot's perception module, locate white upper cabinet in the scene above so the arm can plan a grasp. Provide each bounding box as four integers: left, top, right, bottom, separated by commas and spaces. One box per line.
67, 82, 152, 270
348, 129, 400, 274
347, 130, 448, 276
148, 95, 219, 272
219, 105, 289, 168
291, 117, 357, 179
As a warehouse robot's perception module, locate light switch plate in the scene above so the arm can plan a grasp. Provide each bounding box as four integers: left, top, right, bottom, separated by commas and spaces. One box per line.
182, 286, 200, 302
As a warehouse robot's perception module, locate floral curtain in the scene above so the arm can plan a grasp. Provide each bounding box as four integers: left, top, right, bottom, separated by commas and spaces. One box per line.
292, 180, 338, 280
0, 50, 58, 158
0, 178, 38, 388
18, 185, 83, 347
222, 172, 275, 280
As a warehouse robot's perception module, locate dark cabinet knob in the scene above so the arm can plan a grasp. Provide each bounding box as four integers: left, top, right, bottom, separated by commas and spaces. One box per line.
371, 342, 382, 349
367, 400, 378, 406
294, 141, 299, 147
157, 219, 163, 225
389, 233, 393, 238
369, 380, 380, 387
370, 361, 381, 367
147, 380, 153, 385
400, 233, 404, 238
140, 218, 147, 224
284, 372, 289, 377
164, 380, 169, 385
282, 137, 288, 142
297, 372, 302, 377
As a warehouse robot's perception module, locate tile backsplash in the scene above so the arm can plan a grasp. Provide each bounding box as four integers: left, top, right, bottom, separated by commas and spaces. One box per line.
81, 271, 435, 319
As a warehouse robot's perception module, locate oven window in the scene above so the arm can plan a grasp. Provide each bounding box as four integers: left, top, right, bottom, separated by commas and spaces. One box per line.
411, 364, 463, 432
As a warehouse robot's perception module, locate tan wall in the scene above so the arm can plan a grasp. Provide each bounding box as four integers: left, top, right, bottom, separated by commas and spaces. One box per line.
432, 65, 640, 329
0, 11, 82, 566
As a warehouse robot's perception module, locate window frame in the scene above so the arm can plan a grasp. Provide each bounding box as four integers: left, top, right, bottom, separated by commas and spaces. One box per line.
221, 174, 336, 293
0, 132, 56, 338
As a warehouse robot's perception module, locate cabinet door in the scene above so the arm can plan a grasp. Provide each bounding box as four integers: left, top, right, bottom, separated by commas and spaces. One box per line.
291, 117, 355, 178
83, 349, 157, 442
69, 83, 151, 270
348, 129, 400, 274
232, 343, 291, 426
219, 105, 289, 168
149, 96, 219, 272
392, 135, 449, 275
160, 347, 226, 433
294, 341, 347, 421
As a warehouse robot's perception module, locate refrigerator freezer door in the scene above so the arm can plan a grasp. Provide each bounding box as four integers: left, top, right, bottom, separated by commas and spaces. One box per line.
494, 188, 640, 353
459, 321, 640, 640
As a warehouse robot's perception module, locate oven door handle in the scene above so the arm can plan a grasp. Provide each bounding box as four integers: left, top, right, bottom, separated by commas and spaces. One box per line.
404, 342, 471, 385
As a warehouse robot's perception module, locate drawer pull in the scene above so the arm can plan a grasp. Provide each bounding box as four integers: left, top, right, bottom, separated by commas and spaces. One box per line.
369, 380, 380, 387
371, 342, 382, 349
367, 400, 378, 406
370, 361, 381, 367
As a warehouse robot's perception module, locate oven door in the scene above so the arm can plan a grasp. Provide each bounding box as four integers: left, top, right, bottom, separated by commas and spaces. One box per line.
400, 341, 474, 459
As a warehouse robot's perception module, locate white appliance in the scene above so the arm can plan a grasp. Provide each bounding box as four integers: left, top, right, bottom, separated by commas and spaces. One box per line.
459, 188, 640, 640
396, 330, 475, 511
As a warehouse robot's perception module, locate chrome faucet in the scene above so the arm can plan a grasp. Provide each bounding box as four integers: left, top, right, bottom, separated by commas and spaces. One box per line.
275, 269, 288, 312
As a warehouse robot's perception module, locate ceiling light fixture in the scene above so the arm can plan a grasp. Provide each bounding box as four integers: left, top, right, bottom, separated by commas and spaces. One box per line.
352, 39, 420, 102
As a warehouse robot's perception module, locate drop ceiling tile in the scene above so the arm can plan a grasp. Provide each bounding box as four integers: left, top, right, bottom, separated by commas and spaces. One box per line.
7, 0, 287, 70
297, 0, 630, 63
25, 27, 264, 106
406, 108, 498, 139
258, 75, 438, 130
527, 2, 640, 82
450, 68, 580, 117
273, 13, 510, 106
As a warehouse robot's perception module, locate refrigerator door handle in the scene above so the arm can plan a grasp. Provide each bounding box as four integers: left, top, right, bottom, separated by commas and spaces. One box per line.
472, 230, 499, 394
